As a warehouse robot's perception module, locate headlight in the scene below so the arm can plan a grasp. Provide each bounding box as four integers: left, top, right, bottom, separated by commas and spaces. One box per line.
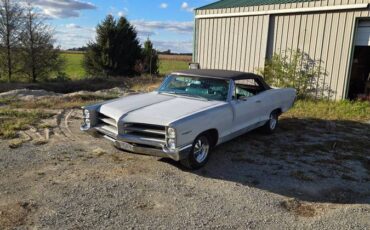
82, 118, 91, 129
83, 109, 90, 118
167, 138, 176, 150
167, 127, 176, 138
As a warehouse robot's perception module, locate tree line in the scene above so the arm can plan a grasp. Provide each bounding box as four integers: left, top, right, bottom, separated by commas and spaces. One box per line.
0, 0, 62, 82
0, 0, 159, 83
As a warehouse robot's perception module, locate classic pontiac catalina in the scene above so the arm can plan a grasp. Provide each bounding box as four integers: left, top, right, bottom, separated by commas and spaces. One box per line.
81, 69, 296, 169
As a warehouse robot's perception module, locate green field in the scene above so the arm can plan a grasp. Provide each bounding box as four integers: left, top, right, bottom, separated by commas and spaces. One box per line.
61, 52, 86, 80
61, 52, 190, 79
158, 59, 189, 75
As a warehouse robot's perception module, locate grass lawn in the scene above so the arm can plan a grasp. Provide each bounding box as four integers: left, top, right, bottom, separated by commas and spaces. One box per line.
285, 100, 370, 121
60, 52, 191, 79
61, 52, 86, 80
158, 59, 190, 75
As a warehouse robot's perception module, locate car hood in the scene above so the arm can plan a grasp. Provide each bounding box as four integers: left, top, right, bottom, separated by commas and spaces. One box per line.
98, 92, 224, 125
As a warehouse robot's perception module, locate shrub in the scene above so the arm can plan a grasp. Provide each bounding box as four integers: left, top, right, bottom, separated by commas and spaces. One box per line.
258, 49, 328, 99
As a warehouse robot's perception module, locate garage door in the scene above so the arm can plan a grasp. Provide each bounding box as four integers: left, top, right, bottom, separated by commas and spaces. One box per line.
356, 21, 370, 46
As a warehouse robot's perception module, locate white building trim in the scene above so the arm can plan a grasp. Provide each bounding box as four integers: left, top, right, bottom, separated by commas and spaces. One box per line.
195, 4, 369, 19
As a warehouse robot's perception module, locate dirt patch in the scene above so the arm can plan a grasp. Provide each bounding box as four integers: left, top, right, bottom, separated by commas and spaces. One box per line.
280, 199, 320, 217
0, 201, 36, 229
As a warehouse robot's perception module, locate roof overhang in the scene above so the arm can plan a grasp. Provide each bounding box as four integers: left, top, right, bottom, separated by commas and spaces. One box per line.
195, 3, 369, 19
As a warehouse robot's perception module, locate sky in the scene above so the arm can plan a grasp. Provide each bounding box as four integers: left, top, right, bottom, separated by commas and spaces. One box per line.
25, 0, 215, 53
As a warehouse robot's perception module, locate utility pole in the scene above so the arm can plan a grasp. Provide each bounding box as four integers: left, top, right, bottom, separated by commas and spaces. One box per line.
147, 36, 152, 81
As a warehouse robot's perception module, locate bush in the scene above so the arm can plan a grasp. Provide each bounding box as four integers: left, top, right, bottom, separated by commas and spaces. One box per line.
83, 15, 142, 77
258, 49, 328, 99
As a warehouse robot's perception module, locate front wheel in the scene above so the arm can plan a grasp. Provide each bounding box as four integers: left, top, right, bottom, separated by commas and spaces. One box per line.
180, 135, 211, 170
261, 111, 279, 134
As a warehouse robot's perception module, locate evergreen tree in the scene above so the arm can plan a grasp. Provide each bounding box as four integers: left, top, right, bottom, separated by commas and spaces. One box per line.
84, 15, 142, 76
142, 38, 159, 75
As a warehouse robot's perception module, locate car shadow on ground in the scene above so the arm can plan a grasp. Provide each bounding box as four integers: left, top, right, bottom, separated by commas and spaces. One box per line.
163, 118, 370, 204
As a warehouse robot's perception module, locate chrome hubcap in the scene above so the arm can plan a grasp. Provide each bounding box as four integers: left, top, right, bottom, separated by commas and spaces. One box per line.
193, 136, 209, 163
270, 114, 277, 130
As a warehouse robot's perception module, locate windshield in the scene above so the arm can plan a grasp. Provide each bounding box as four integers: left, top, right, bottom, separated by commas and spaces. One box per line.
158, 75, 230, 101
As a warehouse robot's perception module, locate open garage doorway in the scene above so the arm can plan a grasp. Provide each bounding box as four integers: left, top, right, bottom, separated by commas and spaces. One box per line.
348, 20, 370, 100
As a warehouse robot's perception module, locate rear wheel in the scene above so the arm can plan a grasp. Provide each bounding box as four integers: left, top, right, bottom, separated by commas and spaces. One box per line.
261, 111, 279, 134
180, 135, 211, 170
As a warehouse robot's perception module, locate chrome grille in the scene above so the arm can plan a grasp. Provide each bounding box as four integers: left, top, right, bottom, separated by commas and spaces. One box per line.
94, 114, 166, 148
96, 113, 118, 136
123, 123, 166, 141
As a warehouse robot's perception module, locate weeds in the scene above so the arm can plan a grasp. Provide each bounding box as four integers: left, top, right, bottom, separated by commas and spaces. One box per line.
286, 100, 370, 121
6, 93, 119, 110
0, 109, 54, 139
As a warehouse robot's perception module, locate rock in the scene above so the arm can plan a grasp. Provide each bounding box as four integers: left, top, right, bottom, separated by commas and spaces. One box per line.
8, 139, 23, 149
0, 89, 61, 100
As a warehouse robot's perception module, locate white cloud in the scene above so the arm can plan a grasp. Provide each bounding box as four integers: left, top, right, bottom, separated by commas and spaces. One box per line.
132, 20, 193, 36
24, 0, 96, 18
181, 2, 194, 12
110, 6, 128, 17
160, 3, 168, 9
55, 25, 95, 49
181, 2, 188, 9
132, 20, 194, 52
58, 20, 194, 51
66, 23, 82, 29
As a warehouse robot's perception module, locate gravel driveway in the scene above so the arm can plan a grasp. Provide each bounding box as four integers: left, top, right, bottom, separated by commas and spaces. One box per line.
0, 109, 369, 229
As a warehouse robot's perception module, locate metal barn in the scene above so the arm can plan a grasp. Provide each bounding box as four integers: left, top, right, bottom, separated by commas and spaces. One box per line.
193, 0, 370, 100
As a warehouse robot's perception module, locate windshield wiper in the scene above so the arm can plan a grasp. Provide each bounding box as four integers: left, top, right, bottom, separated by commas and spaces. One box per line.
158, 90, 177, 95
174, 92, 209, 101
158, 91, 209, 101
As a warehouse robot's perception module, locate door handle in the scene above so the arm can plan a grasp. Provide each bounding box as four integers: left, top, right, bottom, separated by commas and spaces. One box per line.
255, 100, 261, 103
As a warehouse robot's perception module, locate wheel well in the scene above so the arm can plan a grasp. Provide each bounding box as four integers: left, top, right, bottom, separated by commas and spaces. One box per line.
200, 129, 219, 148
273, 108, 283, 116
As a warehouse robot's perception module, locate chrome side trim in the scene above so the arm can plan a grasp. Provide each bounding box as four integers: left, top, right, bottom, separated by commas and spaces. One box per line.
114, 140, 191, 161
117, 133, 166, 148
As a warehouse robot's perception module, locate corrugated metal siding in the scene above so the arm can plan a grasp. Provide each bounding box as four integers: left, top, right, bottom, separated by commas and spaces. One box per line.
195, 13, 270, 72
194, 0, 370, 99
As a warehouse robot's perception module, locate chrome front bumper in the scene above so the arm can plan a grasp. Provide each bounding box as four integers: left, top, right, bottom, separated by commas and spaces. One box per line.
83, 127, 192, 161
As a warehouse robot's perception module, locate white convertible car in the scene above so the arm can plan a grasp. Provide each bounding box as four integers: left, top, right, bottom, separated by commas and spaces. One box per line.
81, 70, 296, 169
